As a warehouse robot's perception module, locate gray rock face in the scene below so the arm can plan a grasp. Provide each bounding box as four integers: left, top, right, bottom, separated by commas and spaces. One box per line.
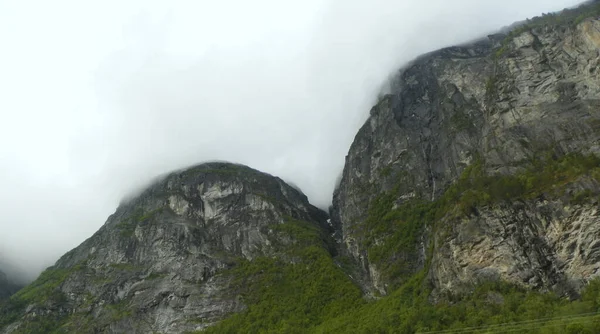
1, 163, 328, 333
4, 6, 600, 334
332, 18, 600, 295
431, 196, 600, 299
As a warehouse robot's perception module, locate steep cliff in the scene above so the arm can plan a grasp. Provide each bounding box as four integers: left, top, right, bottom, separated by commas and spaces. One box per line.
332, 4, 600, 297
0, 163, 336, 333
4, 2, 600, 334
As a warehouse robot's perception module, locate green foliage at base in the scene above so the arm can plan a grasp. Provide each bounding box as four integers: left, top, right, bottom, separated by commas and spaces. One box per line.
201, 220, 364, 333
204, 261, 600, 334
205, 247, 363, 334
6, 152, 600, 333
200, 152, 600, 333
314, 277, 600, 333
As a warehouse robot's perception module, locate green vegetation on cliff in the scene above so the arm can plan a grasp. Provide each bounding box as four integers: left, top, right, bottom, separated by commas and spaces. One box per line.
314, 277, 600, 333
0, 266, 78, 333
203, 152, 600, 333
201, 2, 600, 332
0, 261, 141, 333
360, 152, 600, 287
205, 257, 600, 333
5, 153, 600, 334
202, 219, 364, 333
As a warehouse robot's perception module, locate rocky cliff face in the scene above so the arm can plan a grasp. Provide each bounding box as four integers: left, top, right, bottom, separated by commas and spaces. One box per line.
0, 163, 329, 333
332, 14, 600, 296
4, 3, 600, 333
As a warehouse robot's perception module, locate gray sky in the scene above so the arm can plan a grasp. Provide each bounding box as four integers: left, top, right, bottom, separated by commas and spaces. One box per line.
0, 0, 583, 281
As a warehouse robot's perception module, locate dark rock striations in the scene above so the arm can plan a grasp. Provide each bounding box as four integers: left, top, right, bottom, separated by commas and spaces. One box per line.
332, 14, 600, 296
3, 2, 600, 333
0, 163, 328, 333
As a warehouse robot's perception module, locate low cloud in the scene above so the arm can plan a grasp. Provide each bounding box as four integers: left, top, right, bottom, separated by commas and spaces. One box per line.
0, 0, 583, 281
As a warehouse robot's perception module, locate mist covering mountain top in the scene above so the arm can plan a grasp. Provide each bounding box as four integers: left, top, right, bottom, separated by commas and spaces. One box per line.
3, 1, 600, 333
0, 0, 586, 281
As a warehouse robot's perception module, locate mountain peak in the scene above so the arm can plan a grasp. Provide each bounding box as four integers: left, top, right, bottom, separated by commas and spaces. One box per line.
1, 162, 330, 333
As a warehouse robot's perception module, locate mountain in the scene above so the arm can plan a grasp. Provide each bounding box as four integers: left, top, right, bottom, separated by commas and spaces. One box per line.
3, 2, 600, 333
0, 163, 338, 333
332, 1, 600, 299
0, 270, 19, 301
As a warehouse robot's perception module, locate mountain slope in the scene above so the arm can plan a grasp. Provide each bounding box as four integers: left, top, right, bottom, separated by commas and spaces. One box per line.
3, 2, 600, 334
0, 270, 19, 301
332, 0, 600, 297
0, 163, 338, 333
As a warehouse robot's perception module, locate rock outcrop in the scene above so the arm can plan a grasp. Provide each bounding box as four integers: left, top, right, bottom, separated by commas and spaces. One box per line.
3, 2, 600, 333
0, 163, 328, 333
332, 14, 600, 296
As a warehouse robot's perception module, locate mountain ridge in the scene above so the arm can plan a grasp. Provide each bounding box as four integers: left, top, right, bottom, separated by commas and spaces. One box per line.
3, 1, 600, 333
0, 162, 334, 333
332, 2, 600, 297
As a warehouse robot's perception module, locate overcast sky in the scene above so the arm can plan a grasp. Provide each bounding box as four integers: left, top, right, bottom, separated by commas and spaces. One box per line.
0, 0, 584, 281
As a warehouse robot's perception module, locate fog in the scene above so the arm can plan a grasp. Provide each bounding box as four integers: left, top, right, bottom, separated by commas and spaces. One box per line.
0, 0, 583, 282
